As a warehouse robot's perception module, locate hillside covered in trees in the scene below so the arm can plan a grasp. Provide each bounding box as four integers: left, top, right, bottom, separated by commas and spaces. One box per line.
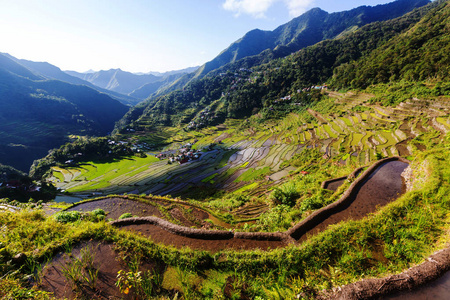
115, 0, 446, 136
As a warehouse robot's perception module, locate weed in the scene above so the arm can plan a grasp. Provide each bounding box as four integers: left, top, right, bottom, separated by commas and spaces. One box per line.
59, 245, 99, 293
119, 213, 134, 219
54, 211, 81, 223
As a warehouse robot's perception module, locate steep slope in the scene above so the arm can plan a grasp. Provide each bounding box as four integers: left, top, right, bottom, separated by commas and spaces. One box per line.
331, 0, 450, 89
115, 0, 438, 133
0, 54, 128, 172
67, 67, 199, 100
129, 73, 186, 99
191, 0, 430, 81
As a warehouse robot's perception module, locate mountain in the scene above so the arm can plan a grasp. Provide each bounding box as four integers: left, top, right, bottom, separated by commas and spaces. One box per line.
114, 0, 436, 134
2, 53, 141, 106
129, 73, 187, 99
66, 69, 160, 95
146, 66, 199, 77
0, 53, 128, 172
176, 0, 430, 86
66, 66, 199, 100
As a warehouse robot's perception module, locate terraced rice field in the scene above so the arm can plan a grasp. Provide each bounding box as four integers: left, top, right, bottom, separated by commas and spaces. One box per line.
55, 92, 449, 198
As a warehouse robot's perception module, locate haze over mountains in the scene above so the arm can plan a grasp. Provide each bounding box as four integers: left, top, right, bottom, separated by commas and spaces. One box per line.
66, 66, 198, 100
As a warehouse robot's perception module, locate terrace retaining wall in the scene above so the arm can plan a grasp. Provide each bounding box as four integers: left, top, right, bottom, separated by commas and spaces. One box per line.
287, 156, 409, 240
111, 157, 409, 244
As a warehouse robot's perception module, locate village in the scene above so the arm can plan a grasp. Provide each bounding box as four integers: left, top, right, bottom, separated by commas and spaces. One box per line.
155, 141, 211, 165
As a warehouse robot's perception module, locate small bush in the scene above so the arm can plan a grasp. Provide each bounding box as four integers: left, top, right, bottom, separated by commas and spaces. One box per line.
269, 181, 299, 207
54, 211, 81, 223
91, 209, 106, 217
119, 213, 134, 220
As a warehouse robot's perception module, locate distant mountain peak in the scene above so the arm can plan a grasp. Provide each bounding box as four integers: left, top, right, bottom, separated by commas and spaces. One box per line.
189, 0, 430, 81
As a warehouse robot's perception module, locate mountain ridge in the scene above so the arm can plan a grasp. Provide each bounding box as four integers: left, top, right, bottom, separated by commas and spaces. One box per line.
0, 53, 128, 172
191, 0, 431, 80
3, 53, 141, 106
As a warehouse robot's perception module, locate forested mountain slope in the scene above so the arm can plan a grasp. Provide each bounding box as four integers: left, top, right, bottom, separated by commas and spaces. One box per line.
0, 54, 128, 172
115, 0, 442, 134
2, 53, 141, 106
162, 0, 430, 95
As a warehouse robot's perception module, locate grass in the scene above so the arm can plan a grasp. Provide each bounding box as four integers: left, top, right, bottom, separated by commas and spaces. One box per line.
234, 167, 271, 182
56, 155, 159, 192
3, 88, 450, 298
2, 140, 450, 299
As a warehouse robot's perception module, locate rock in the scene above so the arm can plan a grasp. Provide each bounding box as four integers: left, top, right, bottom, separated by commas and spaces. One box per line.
12, 253, 27, 265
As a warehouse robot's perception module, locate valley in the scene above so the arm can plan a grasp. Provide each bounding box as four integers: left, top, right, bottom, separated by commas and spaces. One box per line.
0, 0, 450, 299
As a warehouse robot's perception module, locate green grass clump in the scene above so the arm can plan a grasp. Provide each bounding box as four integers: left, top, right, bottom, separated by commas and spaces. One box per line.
119, 213, 134, 220
54, 211, 81, 223
269, 181, 299, 207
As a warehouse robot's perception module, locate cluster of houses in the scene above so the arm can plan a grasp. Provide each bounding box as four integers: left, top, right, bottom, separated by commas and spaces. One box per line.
156, 142, 203, 165
0, 180, 41, 192
186, 108, 220, 130
109, 139, 153, 152
301, 84, 328, 92
272, 84, 329, 106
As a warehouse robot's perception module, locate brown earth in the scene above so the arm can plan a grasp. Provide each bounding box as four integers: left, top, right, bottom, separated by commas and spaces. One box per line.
39, 240, 164, 300
323, 177, 347, 191
67, 198, 163, 220
46, 158, 450, 299
123, 223, 286, 252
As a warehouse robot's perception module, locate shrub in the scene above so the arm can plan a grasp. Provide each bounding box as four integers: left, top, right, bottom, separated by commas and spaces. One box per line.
91, 209, 106, 217
269, 181, 299, 207
119, 213, 134, 220
54, 211, 81, 223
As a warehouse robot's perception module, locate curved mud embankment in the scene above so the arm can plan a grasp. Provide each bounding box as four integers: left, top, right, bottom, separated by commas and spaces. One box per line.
319, 246, 450, 300
109, 157, 408, 248
288, 157, 409, 241
321, 166, 365, 191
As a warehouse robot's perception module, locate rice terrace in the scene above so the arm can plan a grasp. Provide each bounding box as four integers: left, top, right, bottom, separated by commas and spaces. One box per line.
1, 0, 450, 299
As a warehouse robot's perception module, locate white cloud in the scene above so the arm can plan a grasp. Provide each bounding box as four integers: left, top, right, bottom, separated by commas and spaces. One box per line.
284, 0, 315, 17
222, 0, 315, 18
222, 0, 277, 18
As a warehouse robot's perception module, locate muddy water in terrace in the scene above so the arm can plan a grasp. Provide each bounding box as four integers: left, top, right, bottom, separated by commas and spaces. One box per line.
298, 160, 408, 242
323, 178, 347, 191
384, 271, 450, 300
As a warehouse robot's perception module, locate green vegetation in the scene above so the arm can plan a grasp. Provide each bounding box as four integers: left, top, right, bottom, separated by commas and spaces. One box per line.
235, 167, 271, 182
1, 142, 449, 298
0, 54, 128, 172
1, 1, 450, 298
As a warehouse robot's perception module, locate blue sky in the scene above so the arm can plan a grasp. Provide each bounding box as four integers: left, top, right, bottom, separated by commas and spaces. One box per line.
0, 0, 397, 73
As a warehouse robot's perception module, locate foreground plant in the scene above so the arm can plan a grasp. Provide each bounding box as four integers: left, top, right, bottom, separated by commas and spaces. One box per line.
59, 245, 99, 294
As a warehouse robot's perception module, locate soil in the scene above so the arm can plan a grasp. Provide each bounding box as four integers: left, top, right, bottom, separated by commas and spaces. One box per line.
396, 141, 410, 157
67, 197, 163, 220
385, 270, 450, 300
170, 207, 197, 227
121, 224, 286, 252
45, 159, 449, 299
39, 240, 163, 300
297, 161, 408, 242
